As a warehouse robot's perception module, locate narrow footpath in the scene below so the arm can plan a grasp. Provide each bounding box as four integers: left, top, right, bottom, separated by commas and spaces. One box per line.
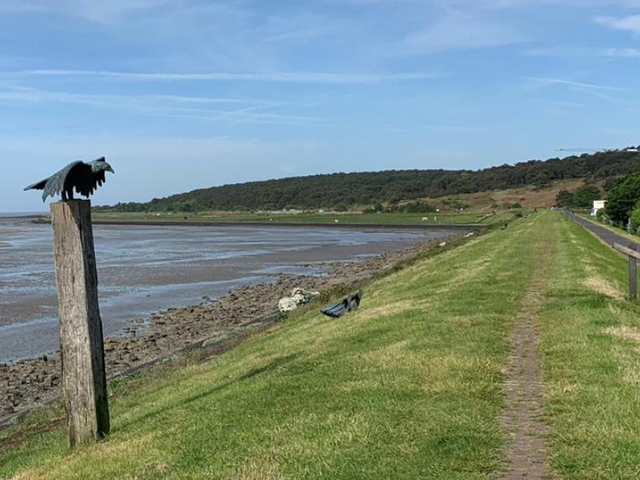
500, 218, 555, 480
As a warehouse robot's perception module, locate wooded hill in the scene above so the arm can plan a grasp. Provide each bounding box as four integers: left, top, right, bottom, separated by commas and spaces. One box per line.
103, 148, 640, 212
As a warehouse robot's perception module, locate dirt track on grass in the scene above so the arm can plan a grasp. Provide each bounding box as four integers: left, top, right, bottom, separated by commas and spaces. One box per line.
499, 225, 556, 479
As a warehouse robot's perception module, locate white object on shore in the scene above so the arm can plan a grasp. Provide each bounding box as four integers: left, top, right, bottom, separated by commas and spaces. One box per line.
439, 242, 447, 247
278, 287, 320, 313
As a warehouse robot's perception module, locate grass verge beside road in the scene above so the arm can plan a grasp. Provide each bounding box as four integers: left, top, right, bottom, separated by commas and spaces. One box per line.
2, 212, 640, 478
541, 214, 640, 478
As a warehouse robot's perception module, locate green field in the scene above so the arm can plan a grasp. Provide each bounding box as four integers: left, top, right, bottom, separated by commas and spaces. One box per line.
2, 212, 640, 479
93, 210, 515, 226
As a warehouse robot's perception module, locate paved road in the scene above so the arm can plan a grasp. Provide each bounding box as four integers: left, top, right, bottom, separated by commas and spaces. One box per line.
565, 210, 640, 252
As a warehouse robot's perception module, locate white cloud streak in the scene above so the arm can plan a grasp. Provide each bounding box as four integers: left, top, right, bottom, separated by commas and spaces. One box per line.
596, 14, 640, 34
0, 0, 170, 23
525, 46, 640, 57
9, 69, 439, 84
0, 87, 333, 127
523, 77, 629, 92
403, 14, 520, 53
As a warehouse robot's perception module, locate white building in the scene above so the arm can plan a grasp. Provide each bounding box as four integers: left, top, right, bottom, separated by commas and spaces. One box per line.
590, 200, 606, 217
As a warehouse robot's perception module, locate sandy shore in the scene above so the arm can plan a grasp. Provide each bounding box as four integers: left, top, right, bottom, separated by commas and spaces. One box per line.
0, 232, 465, 427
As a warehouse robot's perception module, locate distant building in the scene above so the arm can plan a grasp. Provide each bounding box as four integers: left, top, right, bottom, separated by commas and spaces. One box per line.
590, 200, 606, 217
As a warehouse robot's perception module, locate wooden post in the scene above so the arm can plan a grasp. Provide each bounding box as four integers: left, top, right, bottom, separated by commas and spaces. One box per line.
630, 257, 638, 301
614, 243, 640, 301
51, 200, 110, 447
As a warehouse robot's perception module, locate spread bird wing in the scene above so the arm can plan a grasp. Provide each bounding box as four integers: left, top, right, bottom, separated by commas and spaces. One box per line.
73, 166, 105, 198
24, 161, 85, 201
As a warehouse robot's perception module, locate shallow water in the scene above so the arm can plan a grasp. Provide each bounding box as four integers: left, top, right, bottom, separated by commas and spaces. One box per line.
0, 221, 447, 363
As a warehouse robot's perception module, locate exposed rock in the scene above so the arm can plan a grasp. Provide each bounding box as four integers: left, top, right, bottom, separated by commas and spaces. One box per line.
278, 287, 320, 313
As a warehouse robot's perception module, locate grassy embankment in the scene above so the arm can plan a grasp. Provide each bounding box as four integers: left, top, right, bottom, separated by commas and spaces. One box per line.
2, 212, 640, 478
93, 210, 516, 226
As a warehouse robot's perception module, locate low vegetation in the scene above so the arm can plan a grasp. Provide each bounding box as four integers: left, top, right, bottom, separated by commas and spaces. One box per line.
98, 148, 640, 212
2, 212, 640, 478
555, 183, 602, 209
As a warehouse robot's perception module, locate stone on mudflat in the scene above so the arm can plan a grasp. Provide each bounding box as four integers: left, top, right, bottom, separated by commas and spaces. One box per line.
278, 287, 320, 313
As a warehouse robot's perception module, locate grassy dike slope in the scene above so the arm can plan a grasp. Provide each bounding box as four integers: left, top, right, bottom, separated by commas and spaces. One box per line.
1, 212, 640, 478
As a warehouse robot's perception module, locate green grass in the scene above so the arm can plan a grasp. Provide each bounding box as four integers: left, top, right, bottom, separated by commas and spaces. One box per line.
2, 212, 640, 478
540, 214, 640, 478
93, 210, 512, 226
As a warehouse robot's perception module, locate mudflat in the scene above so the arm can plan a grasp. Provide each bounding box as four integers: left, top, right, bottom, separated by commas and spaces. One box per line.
0, 219, 459, 425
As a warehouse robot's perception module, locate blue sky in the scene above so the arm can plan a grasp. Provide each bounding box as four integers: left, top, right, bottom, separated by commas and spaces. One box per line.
3, 0, 640, 211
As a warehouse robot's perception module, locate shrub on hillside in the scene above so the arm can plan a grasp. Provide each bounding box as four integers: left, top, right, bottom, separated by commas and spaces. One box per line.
630, 201, 640, 232
403, 201, 436, 213
605, 173, 640, 224
573, 184, 602, 208
555, 189, 574, 207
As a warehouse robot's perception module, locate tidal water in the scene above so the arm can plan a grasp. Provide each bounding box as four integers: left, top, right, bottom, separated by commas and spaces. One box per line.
0, 220, 447, 363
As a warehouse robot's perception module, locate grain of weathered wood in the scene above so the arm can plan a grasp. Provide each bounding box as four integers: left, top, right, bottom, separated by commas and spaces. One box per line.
51, 200, 110, 447
613, 242, 640, 261
630, 256, 638, 301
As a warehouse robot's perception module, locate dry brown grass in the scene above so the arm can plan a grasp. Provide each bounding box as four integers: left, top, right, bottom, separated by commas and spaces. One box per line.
584, 276, 625, 300
604, 325, 640, 344
426, 180, 588, 210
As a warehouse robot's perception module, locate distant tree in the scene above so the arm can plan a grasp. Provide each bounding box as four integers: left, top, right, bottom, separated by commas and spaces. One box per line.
555, 189, 574, 208
606, 173, 640, 224
403, 201, 436, 213
630, 201, 640, 232
572, 184, 601, 208
603, 176, 622, 193
104, 148, 640, 213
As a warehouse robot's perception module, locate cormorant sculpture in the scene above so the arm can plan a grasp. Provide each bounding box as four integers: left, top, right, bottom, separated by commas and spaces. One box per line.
24, 157, 115, 202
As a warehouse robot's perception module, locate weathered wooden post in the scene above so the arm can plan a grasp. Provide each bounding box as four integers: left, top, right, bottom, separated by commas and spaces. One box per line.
630, 257, 637, 301
51, 200, 110, 446
613, 243, 640, 301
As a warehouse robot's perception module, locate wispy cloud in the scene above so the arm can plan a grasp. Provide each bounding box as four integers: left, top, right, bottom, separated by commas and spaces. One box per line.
0, 0, 170, 23
540, 99, 589, 108
0, 86, 333, 127
403, 13, 520, 53
466, 0, 640, 9
523, 77, 629, 92
8, 69, 440, 84
423, 124, 498, 133
596, 14, 640, 34
260, 14, 336, 43
522, 77, 632, 106
524, 46, 640, 58
601, 47, 640, 57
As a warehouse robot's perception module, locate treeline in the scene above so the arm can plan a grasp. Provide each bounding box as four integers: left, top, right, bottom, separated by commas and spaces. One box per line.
99, 148, 640, 212
555, 184, 602, 209
602, 173, 640, 231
